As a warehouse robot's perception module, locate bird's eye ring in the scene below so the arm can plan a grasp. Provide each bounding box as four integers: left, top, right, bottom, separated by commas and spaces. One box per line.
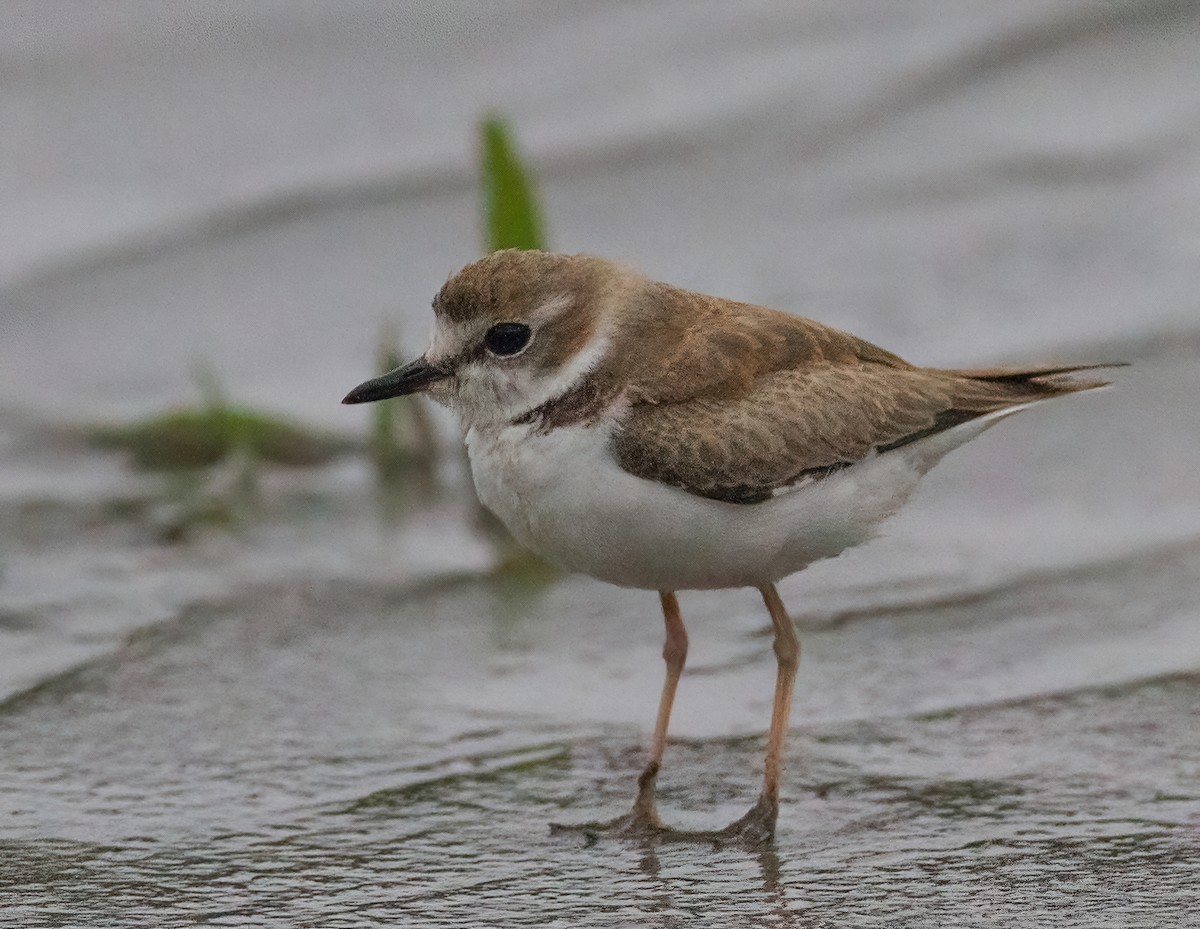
484, 322, 532, 357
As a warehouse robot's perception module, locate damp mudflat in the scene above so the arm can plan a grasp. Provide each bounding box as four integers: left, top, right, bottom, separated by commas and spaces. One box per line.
3, 3, 1200, 927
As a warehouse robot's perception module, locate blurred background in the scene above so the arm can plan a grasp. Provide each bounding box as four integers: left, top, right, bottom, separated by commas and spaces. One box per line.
2, 3, 1198, 926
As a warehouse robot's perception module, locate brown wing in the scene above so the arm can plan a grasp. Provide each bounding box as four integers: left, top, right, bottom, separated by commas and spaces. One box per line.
614, 364, 964, 502
610, 294, 1108, 503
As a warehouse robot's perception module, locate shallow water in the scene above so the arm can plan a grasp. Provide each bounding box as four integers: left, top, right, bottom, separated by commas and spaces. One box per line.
2, 570, 1197, 927
2, 2, 1199, 926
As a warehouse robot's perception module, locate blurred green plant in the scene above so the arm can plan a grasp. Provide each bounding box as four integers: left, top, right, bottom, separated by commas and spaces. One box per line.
480, 115, 545, 252
90, 366, 354, 541
93, 406, 349, 471
92, 367, 350, 471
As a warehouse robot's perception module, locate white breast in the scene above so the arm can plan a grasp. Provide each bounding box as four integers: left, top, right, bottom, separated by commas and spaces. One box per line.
463, 408, 1020, 591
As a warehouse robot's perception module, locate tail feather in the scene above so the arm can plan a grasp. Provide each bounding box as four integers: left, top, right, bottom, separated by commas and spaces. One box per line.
952, 362, 1125, 383
870, 360, 1120, 466
944, 362, 1123, 409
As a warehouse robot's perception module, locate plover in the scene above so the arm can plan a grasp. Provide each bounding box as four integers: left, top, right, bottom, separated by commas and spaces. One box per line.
344, 249, 1110, 843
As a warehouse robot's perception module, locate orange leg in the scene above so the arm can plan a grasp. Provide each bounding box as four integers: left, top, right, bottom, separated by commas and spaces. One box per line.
758, 583, 800, 810
554, 588, 798, 845
628, 591, 689, 825
723, 583, 800, 842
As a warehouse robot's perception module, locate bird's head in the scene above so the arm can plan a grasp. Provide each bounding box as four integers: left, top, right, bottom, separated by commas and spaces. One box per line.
343, 250, 629, 428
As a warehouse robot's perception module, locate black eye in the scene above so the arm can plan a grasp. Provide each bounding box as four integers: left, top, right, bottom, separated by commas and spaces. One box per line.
484, 322, 532, 357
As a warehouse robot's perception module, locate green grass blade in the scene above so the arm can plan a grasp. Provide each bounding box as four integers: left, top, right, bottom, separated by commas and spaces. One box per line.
480, 116, 545, 252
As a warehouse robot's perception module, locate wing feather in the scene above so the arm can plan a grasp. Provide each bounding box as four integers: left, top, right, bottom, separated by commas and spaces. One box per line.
609, 300, 1107, 503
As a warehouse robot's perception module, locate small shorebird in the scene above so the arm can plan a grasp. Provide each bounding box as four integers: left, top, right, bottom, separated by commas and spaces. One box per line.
344, 249, 1110, 843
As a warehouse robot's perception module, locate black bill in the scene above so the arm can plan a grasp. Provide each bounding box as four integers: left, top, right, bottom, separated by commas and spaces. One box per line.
342, 356, 449, 404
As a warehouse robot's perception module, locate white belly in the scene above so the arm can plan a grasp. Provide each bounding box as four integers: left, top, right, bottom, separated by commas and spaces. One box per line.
463, 414, 1000, 591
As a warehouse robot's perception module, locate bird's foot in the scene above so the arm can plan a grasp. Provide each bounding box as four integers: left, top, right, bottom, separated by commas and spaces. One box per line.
715, 793, 778, 847
552, 768, 779, 847
551, 761, 668, 840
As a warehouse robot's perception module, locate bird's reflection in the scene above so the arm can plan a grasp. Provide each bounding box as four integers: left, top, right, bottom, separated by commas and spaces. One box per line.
632, 837, 803, 928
